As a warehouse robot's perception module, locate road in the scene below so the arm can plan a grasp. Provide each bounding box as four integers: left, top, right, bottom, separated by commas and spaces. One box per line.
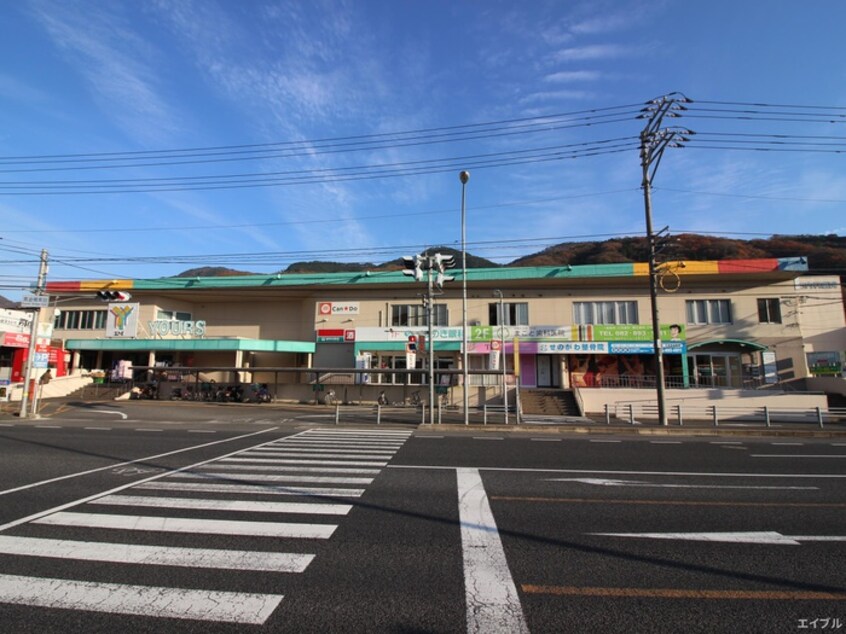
0, 402, 844, 633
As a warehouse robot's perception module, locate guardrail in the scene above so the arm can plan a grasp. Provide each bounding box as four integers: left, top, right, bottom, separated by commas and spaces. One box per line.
605, 403, 846, 428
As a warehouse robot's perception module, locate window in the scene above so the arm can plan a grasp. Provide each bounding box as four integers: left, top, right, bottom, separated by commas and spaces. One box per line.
757, 298, 782, 324
54, 310, 107, 330
157, 310, 192, 322
391, 304, 448, 327
686, 299, 732, 325
573, 301, 638, 325
489, 302, 528, 326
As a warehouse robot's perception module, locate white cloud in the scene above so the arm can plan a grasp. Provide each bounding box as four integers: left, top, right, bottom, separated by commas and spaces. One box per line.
544, 70, 603, 83
27, 0, 181, 143
553, 44, 630, 62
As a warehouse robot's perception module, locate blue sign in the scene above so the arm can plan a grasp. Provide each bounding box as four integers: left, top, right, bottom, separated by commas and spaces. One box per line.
609, 342, 687, 355
33, 352, 50, 368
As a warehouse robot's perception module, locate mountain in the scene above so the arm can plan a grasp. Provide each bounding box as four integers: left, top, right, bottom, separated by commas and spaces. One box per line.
176, 235, 846, 277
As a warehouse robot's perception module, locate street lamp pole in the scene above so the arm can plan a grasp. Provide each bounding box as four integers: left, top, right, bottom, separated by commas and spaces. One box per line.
459, 171, 470, 425
494, 290, 508, 425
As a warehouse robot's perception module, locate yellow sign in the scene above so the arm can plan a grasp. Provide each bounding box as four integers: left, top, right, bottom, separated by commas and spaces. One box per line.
513, 337, 520, 377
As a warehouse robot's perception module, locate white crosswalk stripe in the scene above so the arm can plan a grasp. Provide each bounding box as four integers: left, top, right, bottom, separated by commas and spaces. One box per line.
0, 427, 413, 625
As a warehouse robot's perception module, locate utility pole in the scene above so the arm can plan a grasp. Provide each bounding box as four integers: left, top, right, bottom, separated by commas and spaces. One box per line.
638, 93, 693, 427
19, 248, 49, 419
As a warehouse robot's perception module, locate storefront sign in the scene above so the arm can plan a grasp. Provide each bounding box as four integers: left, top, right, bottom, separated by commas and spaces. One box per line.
609, 341, 687, 354
106, 303, 140, 338
587, 324, 686, 342
470, 325, 573, 342
1, 332, 30, 348
0, 309, 32, 334
355, 327, 463, 342
317, 301, 360, 316
148, 319, 207, 338
316, 328, 355, 343
538, 342, 609, 354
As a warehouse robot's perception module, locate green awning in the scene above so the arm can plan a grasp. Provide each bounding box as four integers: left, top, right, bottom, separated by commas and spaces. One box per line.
688, 339, 768, 351
64, 338, 315, 353
354, 341, 461, 353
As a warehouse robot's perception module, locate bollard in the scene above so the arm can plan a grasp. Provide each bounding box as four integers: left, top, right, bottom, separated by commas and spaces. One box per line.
376, 404, 381, 425
438, 399, 442, 425
817, 406, 824, 429
421, 403, 427, 425
677, 404, 683, 427
335, 403, 340, 425
764, 406, 770, 428
483, 405, 488, 426
605, 404, 611, 425
712, 405, 718, 427
628, 404, 635, 425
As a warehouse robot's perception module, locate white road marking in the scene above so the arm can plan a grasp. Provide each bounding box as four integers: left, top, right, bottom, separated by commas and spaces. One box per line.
187, 429, 216, 434
530, 438, 561, 442
230, 454, 390, 463
205, 464, 381, 474
174, 473, 375, 485
590, 439, 621, 443
650, 441, 682, 445
136, 481, 365, 497
90, 494, 352, 515
0, 535, 314, 572
752, 454, 846, 459
388, 464, 846, 479
89, 409, 128, 419
549, 477, 817, 490
711, 441, 743, 445
84, 427, 112, 431
34, 511, 337, 539
0, 427, 280, 499
243, 447, 397, 455
592, 531, 846, 545
457, 468, 529, 634
771, 442, 803, 446
134, 428, 162, 432
473, 437, 503, 440
0, 573, 282, 624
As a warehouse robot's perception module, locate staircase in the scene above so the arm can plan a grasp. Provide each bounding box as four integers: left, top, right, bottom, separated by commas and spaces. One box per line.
521, 389, 582, 417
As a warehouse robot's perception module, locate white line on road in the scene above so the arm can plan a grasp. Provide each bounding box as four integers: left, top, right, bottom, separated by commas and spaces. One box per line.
84, 427, 112, 431
90, 494, 353, 515
752, 454, 846, 459
388, 464, 846, 479
174, 473, 375, 485
208, 457, 388, 466
590, 439, 622, 443
0, 573, 282, 624
187, 429, 216, 433
0, 426, 280, 499
650, 441, 683, 445
34, 511, 337, 539
771, 442, 803, 446
473, 437, 503, 440
244, 448, 397, 455
35, 425, 61, 429
530, 438, 562, 442
591, 531, 846, 545
457, 468, 529, 634
203, 464, 381, 474
136, 481, 365, 497
230, 454, 391, 463
0, 535, 314, 572
134, 428, 162, 432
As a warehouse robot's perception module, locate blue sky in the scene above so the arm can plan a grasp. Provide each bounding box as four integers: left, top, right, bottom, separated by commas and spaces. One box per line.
1, 0, 845, 297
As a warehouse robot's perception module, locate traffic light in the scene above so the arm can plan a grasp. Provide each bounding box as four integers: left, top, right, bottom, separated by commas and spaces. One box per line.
402, 255, 424, 282
97, 290, 132, 302
433, 253, 455, 289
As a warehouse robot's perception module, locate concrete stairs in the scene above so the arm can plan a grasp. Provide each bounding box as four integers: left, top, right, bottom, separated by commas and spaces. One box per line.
521, 389, 581, 417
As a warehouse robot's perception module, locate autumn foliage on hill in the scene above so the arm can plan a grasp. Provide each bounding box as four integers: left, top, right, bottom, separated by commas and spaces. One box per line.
175, 234, 845, 277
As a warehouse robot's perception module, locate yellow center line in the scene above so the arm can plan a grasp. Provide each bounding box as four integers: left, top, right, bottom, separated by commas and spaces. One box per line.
522, 585, 846, 601
491, 496, 846, 508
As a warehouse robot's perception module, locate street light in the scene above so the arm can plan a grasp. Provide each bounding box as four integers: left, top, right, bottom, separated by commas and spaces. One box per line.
459, 170, 470, 425
493, 290, 508, 425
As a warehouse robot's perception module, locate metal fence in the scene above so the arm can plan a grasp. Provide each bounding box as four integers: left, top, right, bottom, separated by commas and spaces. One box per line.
606, 402, 846, 428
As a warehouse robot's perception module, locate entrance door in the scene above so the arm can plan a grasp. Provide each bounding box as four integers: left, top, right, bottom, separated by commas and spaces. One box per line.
537, 355, 559, 388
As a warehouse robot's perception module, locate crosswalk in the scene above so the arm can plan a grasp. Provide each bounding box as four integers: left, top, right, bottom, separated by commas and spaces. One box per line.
0, 428, 413, 625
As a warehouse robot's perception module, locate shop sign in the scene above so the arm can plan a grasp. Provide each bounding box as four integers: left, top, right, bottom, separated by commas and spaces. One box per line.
538, 342, 609, 354
2, 332, 30, 348
608, 341, 687, 355
807, 351, 843, 376
0, 309, 32, 334
470, 325, 573, 342
588, 324, 686, 342
148, 319, 206, 338
355, 327, 462, 342
317, 301, 360, 316
316, 328, 355, 343
106, 303, 140, 339
33, 352, 49, 368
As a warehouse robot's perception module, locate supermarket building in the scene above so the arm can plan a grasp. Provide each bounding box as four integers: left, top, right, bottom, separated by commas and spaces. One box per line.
24, 255, 846, 413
